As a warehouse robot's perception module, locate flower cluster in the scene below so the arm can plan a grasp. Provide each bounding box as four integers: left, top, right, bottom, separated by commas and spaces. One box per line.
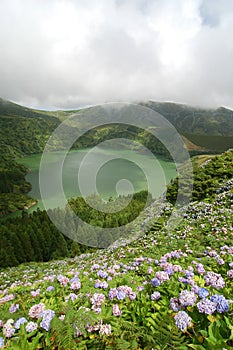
174, 311, 192, 332
90, 293, 106, 313
28, 303, 45, 319
40, 309, 55, 331
204, 271, 225, 289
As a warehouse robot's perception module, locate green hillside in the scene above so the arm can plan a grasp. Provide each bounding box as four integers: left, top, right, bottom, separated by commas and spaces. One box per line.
142, 101, 233, 152
0, 99, 61, 215
0, 150, 232, 349
142, 101, 233, 136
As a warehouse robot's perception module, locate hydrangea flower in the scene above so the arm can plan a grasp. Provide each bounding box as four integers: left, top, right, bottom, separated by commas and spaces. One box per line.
117, 290, 126, 300
29, 303, 45, 319
109, 288, 118, 300
204, 271, 225, 289
99, 323, 111, 335
112, 304, 122, 316
40, 309, 55, 331
26, 321, 38, 333
9, 303, 19, 313
0, 337, 4, 349
90, 293, 106, 306
197, 299, 216, 314
155, 271, 169, 282
151, 292, 161, 301
14, 317, 27, 329
170, 297, 181, 312
3, 319, 15, 338
31, 289, 40, 297
94, 280, 108, 289
179, 290, 197, 306
197, 287, 209, 298
129, 292, 137, 300
65, 293, 78, 302
57, 274, 69, 286
174, 311, 192, 332
46, 286, 55, 292
0, 294, 15, 305
70, 280, 81, 290
151, 278, 161, 287
97, 270, 108, 279
210, 295, 229, 313
196, 264, 205, 274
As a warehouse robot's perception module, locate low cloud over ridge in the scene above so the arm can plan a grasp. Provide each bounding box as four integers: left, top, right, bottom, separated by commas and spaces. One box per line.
0, 0, 233, 109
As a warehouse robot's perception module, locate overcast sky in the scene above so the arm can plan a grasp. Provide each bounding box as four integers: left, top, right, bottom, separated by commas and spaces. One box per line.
0, 0, 233, 110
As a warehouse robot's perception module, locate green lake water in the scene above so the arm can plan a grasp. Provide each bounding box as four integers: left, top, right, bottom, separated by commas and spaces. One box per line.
17, 148, 177, 213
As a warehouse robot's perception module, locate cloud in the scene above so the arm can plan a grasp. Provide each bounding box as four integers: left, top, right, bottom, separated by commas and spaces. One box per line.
0, 0, 233, 109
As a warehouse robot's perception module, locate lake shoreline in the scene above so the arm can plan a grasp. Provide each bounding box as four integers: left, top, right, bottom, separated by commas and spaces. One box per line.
14, 148, 177, 216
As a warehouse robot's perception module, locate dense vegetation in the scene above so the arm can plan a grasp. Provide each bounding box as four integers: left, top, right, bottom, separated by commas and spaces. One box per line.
1, 150, 233, 266
0, 99, 60, 215
0, 150, 232, 349
0, 191, 151, 268
166, 150, 233, 204
143, 101, 233, 137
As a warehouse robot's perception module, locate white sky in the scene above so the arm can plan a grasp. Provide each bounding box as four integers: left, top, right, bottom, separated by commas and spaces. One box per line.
0, 0, 233, 109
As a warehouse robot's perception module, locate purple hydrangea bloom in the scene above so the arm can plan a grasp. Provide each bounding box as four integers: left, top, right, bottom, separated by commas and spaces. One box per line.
165, 267, 174, 275
210, 295, 229, 313
40, 309, 55, 331
197, 299, 216, 314
117, 290, 126, 300
112, 304, 122, 316
94, 281, 101, 288
70, 277, 80, 283
29, 303, 45, 319
178, 277, 190, 285
170, 297, 181, 312
196, 264, 205, 274
198, 287, 209, 298
109, 288, 118, 300
204, 271, 225, 289
129, 292, 137, 301
151, 278, 161, 287
14, 317, 27, 329
156, 271, 169, 282
26, 321, 38, 333
31, 289, 40, 297
151, 292, 161, 301
179, 290, 197, 306
184, 271, 194, 278
70, 280, 81, 290
97, 270, 108, 279
174, 311, 192, 331
95, 280, 108, 289
65, 293, 78, 302
3, 320, 15, 338
9, 303, 19, 313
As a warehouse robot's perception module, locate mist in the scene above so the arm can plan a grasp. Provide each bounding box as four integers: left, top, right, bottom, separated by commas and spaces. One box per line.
0, 0, 233, 109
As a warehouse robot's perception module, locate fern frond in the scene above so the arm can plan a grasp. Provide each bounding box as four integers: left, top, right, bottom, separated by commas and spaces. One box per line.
146, 311, 190, 349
